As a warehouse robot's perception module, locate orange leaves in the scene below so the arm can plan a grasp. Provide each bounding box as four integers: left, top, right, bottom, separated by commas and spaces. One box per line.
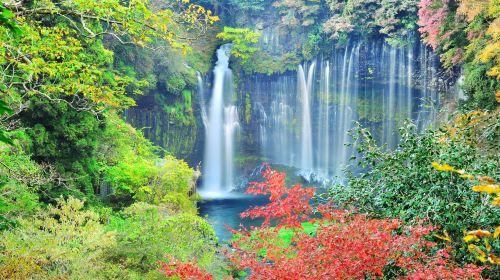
457, 0, 490, 22
466, 229, 493, 237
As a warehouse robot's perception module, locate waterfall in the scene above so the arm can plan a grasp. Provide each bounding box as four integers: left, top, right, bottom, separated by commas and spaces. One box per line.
201, 44, 238, 197
226, 39, 448, 185
197, 71, 208, 129
298, 62, 316, 172
316, 60, 331, 177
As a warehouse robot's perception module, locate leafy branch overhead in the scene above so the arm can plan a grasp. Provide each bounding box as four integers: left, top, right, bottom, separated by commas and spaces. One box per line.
4, 0, 219, 50
0, 0, 218, 114
216, 27, 261, 62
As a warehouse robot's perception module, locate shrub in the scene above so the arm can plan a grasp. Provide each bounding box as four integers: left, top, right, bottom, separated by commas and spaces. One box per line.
105, 203, 224, 278
329, 121, 499, 244
0, 197, 116, 279
161, 166, 484, 279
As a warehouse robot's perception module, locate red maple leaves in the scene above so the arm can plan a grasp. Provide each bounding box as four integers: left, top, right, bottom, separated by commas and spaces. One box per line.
240, 166, 315, 228
161, 165, 484, 279
160, 258, 212, 280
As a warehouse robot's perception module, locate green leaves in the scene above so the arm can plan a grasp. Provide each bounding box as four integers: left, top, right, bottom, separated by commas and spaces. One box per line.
0, 4, 21, 36
0, 99, 13, 145
216, 27, 261, 62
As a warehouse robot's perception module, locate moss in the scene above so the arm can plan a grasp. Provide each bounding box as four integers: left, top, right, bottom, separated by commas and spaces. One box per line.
235, 51, 300, 75
165, 74, 187, 96
245, 93, 251, 124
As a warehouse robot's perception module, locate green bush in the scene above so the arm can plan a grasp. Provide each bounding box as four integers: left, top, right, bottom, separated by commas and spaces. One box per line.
328, 121, 499, 255
0, 197, 116, 279
105, 203, 223, 278
165, 74, 187, 95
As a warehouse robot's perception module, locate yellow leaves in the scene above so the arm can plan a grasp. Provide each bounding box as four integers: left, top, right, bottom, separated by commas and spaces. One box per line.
435, 231, 452, 242
493, 196, 500, 205
465, 229, 493, 237
494, 226, 500, 238
489, 0, 500, 17
490, 254, 500, 264
478, 42, 500, 64
431, 162, 456, 172
487, 18, 500, 39
464, 234, 479, 242
458, 0, 490, 22
460, 174, 475, 180
468, 244, 487, 261
467, 244, 486, 261
472, 184, 500, 194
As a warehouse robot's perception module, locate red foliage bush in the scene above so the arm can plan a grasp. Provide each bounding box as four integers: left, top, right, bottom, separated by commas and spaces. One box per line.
418, 0, 449, 50
160, 258, 212, 280
161, 165, 485, 279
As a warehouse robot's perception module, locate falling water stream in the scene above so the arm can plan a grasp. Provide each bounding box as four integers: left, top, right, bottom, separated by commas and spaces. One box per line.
200, 44, 239, 198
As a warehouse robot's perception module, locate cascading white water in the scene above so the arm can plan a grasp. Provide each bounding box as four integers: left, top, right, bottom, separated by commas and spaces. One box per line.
201, 44, 238, 197
224, 106, 239, 189
235, 39, 446, 184
316, 60, 331, 177
298, 62, 316, 171
197, 72, 208, 129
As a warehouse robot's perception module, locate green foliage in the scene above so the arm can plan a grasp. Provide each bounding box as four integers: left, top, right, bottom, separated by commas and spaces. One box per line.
302, 32, 323, 60
274, 0, 322, 27
328, 121, 499, 258
0, 100, 13, 145
19, 97, 102, 201
245, 92, 251, 123
462, 62, 499, 110
216, 27, 261, 62
166, 74, 188, 96
105, 203, 223, 278
0, 3, 21, 35
323, 0, 419, 44
239, 51, 301, 75
99, 113, 196, 210
0, 144, 45, 230
0, 197, 116, 279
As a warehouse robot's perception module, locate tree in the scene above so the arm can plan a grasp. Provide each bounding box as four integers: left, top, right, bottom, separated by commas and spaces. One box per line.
1, 0, 219, 113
